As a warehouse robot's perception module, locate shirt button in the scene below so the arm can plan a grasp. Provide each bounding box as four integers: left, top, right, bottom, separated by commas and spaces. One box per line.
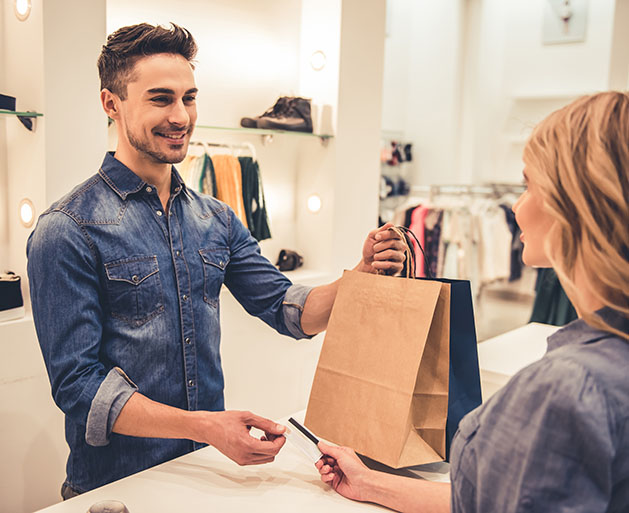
182, 294, 188, 301
146, 186, 152, 193
156, 210, 163, 216
131, 275, 139, 283
175, 186, 181, 192
188, 379, 194, 387
185, 337, 191, 344
176, 250, 181, 257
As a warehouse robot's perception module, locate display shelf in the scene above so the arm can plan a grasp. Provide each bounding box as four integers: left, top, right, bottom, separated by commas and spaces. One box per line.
195, 124, 333, 145
0, 109, 43, 117
0, 110, 43, 132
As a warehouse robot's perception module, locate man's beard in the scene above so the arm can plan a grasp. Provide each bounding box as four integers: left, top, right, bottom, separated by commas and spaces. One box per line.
127, 127, 189, 164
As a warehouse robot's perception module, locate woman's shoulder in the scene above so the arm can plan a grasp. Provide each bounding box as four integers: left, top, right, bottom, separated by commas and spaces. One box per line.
489, 337, 629, 421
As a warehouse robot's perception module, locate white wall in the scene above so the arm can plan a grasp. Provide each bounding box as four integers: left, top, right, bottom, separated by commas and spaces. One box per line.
1, 1, 107, 512
382, 0, 466, 185
473, 0, 619, 184
381, 0, 627, 186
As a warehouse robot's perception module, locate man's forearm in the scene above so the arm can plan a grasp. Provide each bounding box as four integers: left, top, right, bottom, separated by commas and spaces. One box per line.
300, 278, 341, 335
300, 261, 374, 335
112, 392, 203, 441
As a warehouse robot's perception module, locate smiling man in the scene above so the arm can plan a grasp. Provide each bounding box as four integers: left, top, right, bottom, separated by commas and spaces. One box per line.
26, 23, 405, 498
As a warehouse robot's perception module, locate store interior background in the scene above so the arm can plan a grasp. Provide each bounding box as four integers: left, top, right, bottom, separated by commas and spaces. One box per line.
1, 0, 628, 511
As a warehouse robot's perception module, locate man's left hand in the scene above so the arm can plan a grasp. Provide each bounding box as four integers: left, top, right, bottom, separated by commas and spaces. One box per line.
355, 222, 406, 275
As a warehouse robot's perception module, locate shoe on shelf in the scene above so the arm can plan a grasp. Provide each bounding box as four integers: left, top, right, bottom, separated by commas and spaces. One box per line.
0, 271, 25, 322
240, 96, 313, 133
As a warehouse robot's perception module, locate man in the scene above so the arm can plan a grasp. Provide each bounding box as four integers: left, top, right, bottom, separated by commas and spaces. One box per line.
26, 23, 405, 498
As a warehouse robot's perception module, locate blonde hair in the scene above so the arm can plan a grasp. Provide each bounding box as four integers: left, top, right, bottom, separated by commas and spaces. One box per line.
523, 91, 629, 340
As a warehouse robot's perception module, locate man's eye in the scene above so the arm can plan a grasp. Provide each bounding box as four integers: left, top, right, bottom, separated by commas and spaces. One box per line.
151, 96, 170, 104
184, 96, 197, 104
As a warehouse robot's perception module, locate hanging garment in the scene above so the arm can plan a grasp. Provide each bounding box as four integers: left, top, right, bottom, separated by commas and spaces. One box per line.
238, 156, 272, 241
408, 205, 430, 277
202, 153, 218, 197
529, 268, 578, 326
423, 209, 444, 278
211, 154, 248, 227
499, 203, 524, 282
477, 203, 512, 284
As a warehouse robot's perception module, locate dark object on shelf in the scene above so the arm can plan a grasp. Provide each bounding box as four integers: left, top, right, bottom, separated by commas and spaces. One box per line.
530, 268, 577, 326
17, 115, 33, 131
276, 249, 304, 271
241, 96, 313, 133
404, 143, 413, 162
0, 271, 24, 322
0, 93, 16, 111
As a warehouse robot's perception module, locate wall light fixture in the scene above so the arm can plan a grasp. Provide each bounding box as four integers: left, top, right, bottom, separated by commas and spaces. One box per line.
14, 0, 31, 21
310, 51, 327, 71
307, 194, 322, 213
19, 198, 35, 228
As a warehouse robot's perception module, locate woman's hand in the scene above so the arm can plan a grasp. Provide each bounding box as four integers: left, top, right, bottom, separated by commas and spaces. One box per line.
315, 441, 375, 502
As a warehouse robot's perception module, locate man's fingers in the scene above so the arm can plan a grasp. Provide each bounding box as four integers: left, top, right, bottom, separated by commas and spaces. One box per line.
368, 222, 395, 240
242, 412, 286, 436
246, 434, 286, 456
375, 225, 402, 241
373, 249, 406, 262
373, 238, 406, 252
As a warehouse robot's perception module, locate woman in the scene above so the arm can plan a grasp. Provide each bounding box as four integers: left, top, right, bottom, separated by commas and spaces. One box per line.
315, 91, 629, 512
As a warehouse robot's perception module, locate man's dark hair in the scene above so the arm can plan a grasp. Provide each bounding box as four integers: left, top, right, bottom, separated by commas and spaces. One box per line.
97, 23, 197, 100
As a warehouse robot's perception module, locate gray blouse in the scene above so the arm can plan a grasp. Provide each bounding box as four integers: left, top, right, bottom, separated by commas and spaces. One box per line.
450, 308, 629, 512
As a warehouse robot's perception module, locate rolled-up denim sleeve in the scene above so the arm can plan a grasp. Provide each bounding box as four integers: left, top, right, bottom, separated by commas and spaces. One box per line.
224, 209, 313, 339
282, 283, 314, 339
27, 211, 136, 447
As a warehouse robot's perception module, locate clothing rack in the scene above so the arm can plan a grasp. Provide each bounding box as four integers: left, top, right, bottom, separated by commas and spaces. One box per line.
410, 183, 525, 196
189, 140, 257, 161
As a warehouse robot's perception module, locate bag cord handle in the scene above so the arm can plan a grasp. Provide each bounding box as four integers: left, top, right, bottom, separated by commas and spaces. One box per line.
385, 225, 434, 280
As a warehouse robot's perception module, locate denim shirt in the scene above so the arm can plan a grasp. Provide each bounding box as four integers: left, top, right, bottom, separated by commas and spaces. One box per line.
450, 308, 629, 512
26, 152, 313, 492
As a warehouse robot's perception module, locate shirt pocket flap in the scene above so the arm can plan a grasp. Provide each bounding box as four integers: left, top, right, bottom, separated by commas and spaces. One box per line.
105, 256, 159, 285
199, 247, 230, 270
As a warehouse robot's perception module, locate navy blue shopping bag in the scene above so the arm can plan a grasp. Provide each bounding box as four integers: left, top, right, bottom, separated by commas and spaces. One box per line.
416, 277, 482, 460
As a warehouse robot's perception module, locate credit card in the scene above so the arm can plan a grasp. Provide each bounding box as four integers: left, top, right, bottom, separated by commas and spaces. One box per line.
284, 417, 323, 463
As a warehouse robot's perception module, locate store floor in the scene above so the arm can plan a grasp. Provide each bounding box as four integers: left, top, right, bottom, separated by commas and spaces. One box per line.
474, 268, 537, 342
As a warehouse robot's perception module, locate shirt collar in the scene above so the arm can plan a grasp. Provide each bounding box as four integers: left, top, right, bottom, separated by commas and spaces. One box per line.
547, 306, 629, 352
98, 152, 192, 201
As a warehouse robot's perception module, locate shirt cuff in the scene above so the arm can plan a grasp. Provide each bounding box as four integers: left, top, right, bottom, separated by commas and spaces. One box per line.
282, 283, 314, 339
85, 367, 138, 447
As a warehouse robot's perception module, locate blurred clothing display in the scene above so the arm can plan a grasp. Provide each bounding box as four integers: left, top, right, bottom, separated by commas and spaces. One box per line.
178, 146, 272, 242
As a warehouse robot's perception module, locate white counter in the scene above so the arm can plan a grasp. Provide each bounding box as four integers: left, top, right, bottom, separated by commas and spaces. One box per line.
34, 411, 450, 513
30, 322, 558, 512
477, 322, 559, 400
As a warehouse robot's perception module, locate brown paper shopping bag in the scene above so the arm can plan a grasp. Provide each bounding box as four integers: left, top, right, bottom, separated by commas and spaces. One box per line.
304, 269, 451, 468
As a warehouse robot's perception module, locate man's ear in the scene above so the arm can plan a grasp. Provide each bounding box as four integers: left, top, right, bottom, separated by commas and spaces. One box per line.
100, 88, 121, 120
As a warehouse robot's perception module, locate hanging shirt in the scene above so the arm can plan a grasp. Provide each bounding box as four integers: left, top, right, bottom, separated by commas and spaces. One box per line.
239, 156, 271, 242
211, 154, 248, 227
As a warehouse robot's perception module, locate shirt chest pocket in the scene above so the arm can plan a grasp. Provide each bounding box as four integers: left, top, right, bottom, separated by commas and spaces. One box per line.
104, 256, 165, 326
199, 247, 230, 307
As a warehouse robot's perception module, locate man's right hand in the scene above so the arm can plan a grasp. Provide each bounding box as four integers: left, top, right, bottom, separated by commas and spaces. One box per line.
196, 410, 287, 465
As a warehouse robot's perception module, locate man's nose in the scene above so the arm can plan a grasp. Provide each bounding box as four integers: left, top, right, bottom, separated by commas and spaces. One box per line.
168, 99, 190, 127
